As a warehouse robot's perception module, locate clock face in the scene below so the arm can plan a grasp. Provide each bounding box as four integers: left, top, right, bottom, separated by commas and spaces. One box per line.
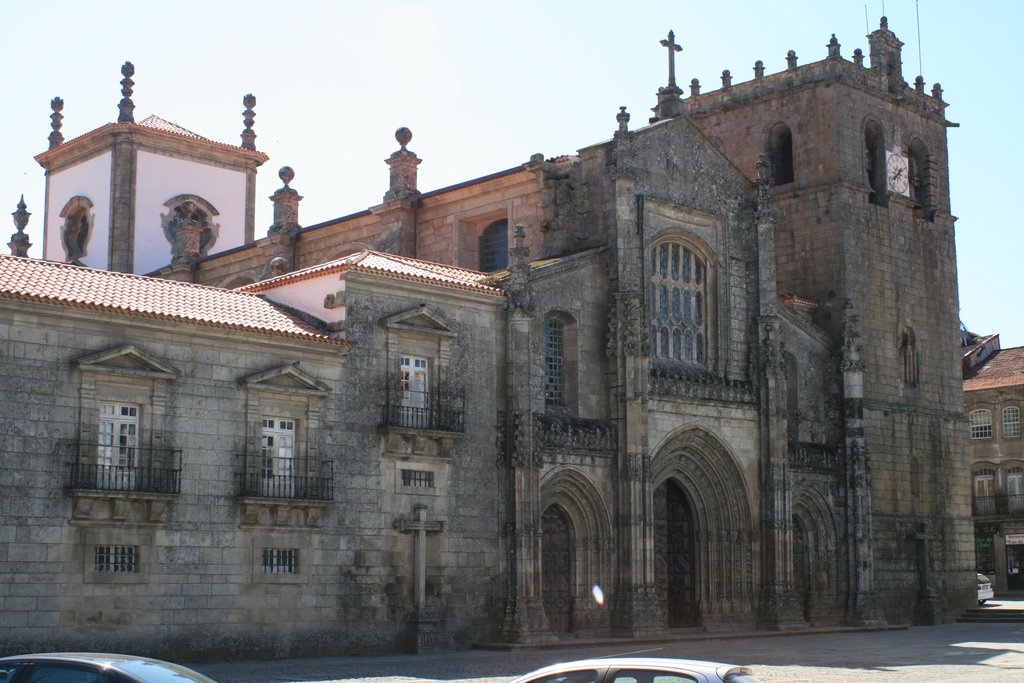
887, 152, 910, 196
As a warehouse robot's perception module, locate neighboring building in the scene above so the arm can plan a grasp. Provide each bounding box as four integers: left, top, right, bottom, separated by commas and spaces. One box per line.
963, 334, 1024, 591
1, 17, 974, 659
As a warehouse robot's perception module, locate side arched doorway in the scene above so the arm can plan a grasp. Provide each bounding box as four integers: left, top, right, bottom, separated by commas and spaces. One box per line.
654, 479, 698, 627
541, 505, 573, 633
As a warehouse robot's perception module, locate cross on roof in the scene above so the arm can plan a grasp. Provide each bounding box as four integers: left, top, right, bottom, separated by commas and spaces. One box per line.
660, 30, 683, 88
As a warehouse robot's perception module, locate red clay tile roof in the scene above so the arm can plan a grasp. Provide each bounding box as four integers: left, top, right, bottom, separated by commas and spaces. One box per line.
0, 255, 347, 346
239, 250, 505, 297
964, 346, 1024, 392
35, 117, 268, 164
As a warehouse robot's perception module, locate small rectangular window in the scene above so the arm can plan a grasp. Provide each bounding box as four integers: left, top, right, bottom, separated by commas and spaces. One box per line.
94, 545, 138, 573
401, 469, 435, 488
262, 548, 299, 574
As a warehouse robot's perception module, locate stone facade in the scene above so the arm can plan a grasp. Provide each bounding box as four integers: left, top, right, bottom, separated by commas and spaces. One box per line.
963, 335, 1024, 592
1, 16, 974, 659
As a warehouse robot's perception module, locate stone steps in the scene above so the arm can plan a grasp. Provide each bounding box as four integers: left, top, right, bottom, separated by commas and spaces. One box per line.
958, 607, 1024, 623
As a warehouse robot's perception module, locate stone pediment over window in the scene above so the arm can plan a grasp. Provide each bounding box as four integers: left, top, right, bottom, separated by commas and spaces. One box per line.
242, 363, 331, 397
75, 344, 179, 379
381, 305, 460, 338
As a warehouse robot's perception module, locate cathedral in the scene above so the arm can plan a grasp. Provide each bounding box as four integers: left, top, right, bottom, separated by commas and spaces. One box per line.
0, 18, 973, 659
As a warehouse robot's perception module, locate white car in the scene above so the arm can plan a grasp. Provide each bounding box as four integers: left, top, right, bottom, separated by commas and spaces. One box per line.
978, 573, 994, 604
508, 657, 760, 683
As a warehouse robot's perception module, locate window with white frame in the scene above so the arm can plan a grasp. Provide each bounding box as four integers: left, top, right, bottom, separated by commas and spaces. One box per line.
99, 402, 139, 489
544, 317, 565, 407
261, 547, 299, 574
261, 418, 295, 497
1004, 406, 1021, 439
970, 409, 993, 440
650, 241, 709, 364
400, 356, 429, 409
1007, 467, 1024, 497
94, 545, 138, 573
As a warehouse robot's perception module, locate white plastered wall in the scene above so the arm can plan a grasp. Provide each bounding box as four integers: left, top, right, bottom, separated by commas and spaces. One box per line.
134, 150, 247, 274
260, 276, 346, 325
44, 152, 112, 269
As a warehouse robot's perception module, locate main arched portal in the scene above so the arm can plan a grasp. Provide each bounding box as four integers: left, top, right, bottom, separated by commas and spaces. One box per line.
651, 426, 755, 628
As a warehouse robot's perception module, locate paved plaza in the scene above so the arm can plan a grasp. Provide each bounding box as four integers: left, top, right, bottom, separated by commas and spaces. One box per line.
194, 600, 1024, 683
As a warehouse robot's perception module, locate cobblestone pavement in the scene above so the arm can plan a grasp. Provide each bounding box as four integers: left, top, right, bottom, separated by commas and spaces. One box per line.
194, 600, 1024, 683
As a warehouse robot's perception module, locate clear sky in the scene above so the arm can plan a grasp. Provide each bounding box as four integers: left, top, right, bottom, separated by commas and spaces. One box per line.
2, 1, 1019, 347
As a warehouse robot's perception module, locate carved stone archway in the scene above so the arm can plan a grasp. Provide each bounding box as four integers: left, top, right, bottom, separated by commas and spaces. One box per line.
539, 466, 613, 635
792, 485, 842, 624
651, 426, 755, 629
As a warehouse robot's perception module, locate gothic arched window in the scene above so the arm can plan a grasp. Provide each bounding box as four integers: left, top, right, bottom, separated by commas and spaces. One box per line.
767, 123, 794, 185
864, 120, 887, 206
907, 138, 933, 221
479, 219, 508, 272
544, 317, 565, 408
649, 240, 710, 366
900, 327, 919, 387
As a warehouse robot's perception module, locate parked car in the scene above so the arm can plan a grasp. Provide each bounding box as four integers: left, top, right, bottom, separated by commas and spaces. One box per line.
0, 653, 218, 683
507, 657, 760, 683
978, 573, 994, 604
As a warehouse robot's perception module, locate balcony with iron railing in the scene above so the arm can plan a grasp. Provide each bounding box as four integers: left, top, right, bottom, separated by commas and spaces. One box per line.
236, 454, 334, 501
380, 384, 465, 433
68, 445, 182, 494
972, 494, 1024, 517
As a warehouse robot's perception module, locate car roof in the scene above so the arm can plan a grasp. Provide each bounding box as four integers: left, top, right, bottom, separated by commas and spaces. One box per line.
0, 653, 217, 683
509, 657, 740, 680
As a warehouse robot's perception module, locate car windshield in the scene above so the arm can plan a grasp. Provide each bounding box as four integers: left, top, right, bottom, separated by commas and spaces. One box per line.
109, 660, 217, 683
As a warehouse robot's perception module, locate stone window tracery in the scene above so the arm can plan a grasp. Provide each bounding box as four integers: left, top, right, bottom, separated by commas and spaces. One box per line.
900, 327, 919, 387
649, 240, 709, 366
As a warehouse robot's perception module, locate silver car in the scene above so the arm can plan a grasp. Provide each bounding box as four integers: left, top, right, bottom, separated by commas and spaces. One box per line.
0, 653, 219, 683
507, 657, 760, 683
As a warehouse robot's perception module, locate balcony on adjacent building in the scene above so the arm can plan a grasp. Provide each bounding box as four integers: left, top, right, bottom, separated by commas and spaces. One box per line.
236, 455, 334, 501
380, 384, 465, 433
972, 494, 1024, 517
68, 445, 182, 494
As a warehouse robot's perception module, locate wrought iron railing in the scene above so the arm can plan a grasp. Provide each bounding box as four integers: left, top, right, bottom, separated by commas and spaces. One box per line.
1009, 495, 1024, 514
973, 496, 996, 515
68, 445, 182, 494
381, 384, 465, 433
237, 455, 334, 501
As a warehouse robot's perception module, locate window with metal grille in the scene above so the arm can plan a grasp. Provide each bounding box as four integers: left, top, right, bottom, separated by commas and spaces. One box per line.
479, 219, 508, 272
1004, 406, 1021, 439
401, 469, 435, 488
649, 241, 709, 365
94, 545, 138, 573
544, 318, 565, 407
970, 409, 993, 439
262, 548, 299, 574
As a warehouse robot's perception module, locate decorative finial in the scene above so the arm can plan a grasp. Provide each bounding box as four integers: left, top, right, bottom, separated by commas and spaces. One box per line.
48, 97, 65, 149
118, 61, 135, 123
827, 34, 841, 58
279, 166, 295, 188
880, 16, 889, 31
241, 94, 256, 150
395, 126, 412, 150
931, 82, 943, 100
269, 166, 302, 235
721, 70, 732, 88
753, 60, 765, 79
616, 106, 630, 133
786, 50, 798, 69
660, 30, 683, 88
9, 195, 32, 257
853, 48, 864, 67
689, 78, 701, 97
914, 76, 925, 93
